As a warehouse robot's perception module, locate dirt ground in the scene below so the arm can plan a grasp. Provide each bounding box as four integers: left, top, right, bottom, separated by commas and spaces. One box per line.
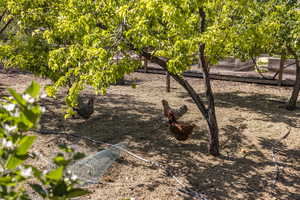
0, 70, 299, 200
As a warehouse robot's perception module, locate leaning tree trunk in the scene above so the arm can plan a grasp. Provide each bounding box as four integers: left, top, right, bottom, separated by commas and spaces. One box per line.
138, 50, 220, 156
286, 55, 300, 110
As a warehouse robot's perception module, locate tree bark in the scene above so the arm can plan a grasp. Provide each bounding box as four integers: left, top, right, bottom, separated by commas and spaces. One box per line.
286, 53, 300, 110
0, 18, 13, 35
137, 49, 219, 155
0, 10, 7, 23
278, 52, 286, 86
198, 7, 220, 156
144, 57, 148, 73
166, 72, 170, 93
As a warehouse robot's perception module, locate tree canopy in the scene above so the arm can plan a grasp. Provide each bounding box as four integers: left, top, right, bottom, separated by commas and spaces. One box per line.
1, 0, 239, 101
1, 0, 299, 155
223, 0, 300, 109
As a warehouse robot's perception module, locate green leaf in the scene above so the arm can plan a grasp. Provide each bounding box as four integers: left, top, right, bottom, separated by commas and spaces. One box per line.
8, 88, 26, 107
0, 176, 13, 184
5, 155, 24, 169
31, 166, 42, 179
25, 81, 40, 98
16, 136, 36, 156
30, 184, 47, 198
23, 107, 40, 125
46, 166, 64, 181
66, 188, 90, 198
53, 155, 70, 166
58, 144, 73, 153
52, 180, 68, 196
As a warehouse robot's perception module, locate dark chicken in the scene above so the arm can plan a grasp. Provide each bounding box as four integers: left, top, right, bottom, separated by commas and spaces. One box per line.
74, 96, 94, 119
167, 111, 195, 141
162, 99, 187, 120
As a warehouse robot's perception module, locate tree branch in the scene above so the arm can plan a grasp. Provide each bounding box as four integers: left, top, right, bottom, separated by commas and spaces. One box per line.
0, 18, 13, 35
96, 22, 108, 30
251, 56, 273, 80
272, 62, 296, 80
198, 7, 216, 113
0, 10, 7, 23
126, 42, 208, 117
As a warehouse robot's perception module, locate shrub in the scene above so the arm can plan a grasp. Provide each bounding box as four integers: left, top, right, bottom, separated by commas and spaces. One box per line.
0, 81, 89, 199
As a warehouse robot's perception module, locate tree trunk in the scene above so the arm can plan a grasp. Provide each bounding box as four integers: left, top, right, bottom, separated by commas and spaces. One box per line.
278, 52, 286, 86
166, 72, 170, 93
198, 7, 220, 156
286, 56, 300, 110
199, 50, 219, 156
144, 57, 148, 73
206, 112, 220, 156
138, 50, 219, 155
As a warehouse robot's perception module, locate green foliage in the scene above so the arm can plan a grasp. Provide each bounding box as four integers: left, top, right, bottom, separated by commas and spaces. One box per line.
1, 0, 239, 111
1, 0, 142, 108
0, 81, 89, 199
2, 0, 299, 113
221, 0, 300, 59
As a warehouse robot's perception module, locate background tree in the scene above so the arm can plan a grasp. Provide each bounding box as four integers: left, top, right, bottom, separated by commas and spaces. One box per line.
224, 0, 300, 110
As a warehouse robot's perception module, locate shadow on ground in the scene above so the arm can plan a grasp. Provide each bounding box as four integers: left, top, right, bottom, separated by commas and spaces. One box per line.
179, 90, 299, 128
37, 89, 300, 200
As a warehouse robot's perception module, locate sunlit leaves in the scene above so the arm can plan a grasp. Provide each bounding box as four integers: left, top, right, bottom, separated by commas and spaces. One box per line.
222, 0, 300, 59
5, 0, 298, 113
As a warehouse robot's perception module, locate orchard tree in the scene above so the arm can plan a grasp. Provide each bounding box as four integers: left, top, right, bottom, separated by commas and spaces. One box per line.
253, 0, 300, 110
261, 0, 300, 110
225, 0, 300, 110
0, 0, 247, 156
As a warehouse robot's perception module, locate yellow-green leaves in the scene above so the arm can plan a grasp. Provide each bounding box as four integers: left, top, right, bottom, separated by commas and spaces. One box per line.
8, 0, 297, 113
222, 0, 300, 59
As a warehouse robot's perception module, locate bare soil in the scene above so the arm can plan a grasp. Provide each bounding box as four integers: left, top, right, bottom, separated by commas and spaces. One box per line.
0, 70, 299, 200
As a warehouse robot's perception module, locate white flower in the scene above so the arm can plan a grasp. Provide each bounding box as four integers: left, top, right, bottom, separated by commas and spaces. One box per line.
22, 94, 35, 103
40, 106, 46, 113
42, 170, 48, 176
4, 124, 17, 132
70, 174, 78, 181
12, 110, 20, 117
40, 93, 47, 99
3, 103, 16, 111
2, 138, 14, 149
20, 167, 33, 178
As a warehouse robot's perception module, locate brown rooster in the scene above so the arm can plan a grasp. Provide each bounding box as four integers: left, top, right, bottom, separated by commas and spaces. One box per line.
162, 99, 187, 120
74, 96, 94, 119
167, 111, 195, 141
